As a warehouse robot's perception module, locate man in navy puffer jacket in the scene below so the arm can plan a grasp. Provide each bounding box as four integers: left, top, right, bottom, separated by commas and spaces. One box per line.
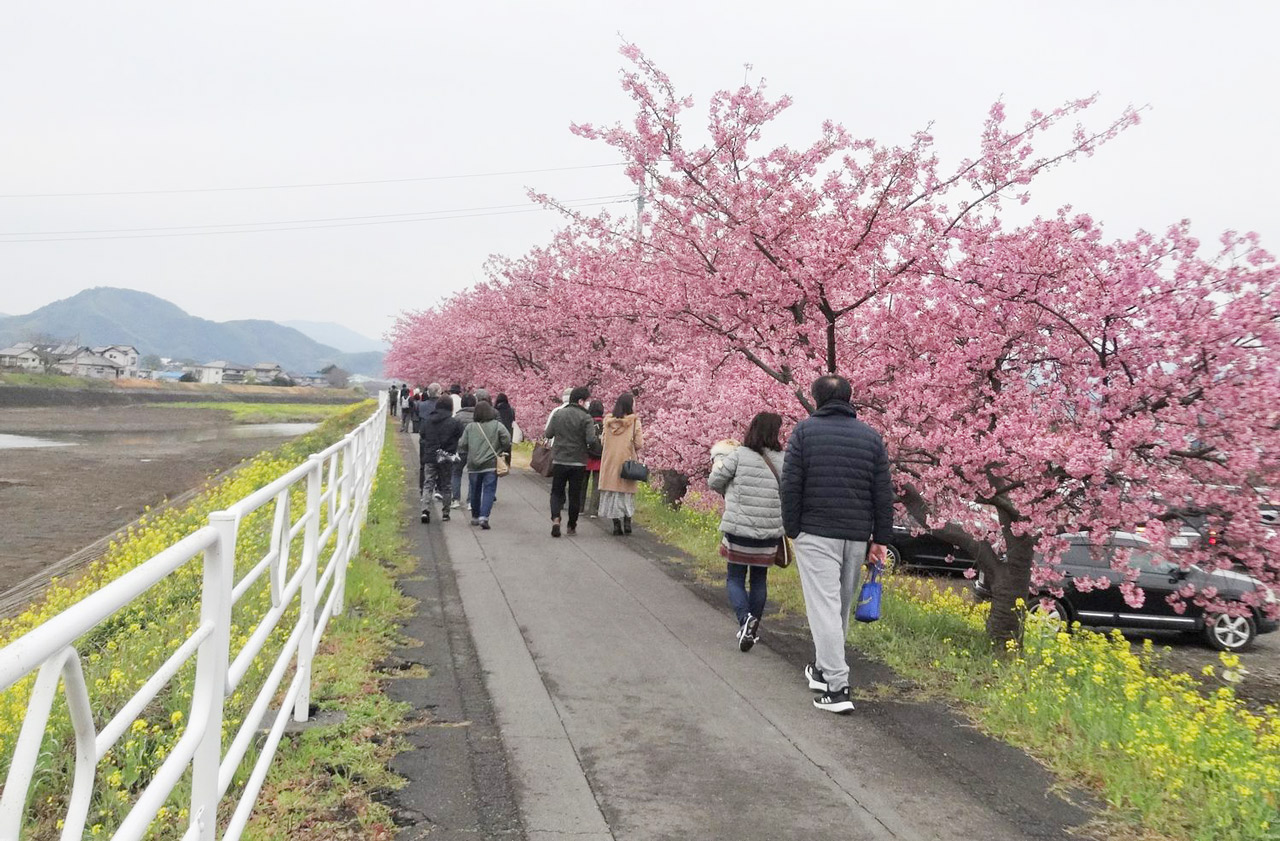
781, 375, 893, 714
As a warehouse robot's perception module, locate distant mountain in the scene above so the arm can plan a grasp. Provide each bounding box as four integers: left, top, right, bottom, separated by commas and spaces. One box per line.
281, 320, 387, 354
0, 287, 385, 376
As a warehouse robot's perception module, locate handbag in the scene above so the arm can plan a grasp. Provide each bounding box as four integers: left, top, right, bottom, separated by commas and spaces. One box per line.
760, 453, 793, 568
530, 442, 555, 477
477, 424, 509, 477
855, 563, 883, 623
619, 419, 649, 482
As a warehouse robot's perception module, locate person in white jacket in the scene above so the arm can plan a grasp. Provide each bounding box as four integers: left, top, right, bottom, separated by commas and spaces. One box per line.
708, 412, 785, 652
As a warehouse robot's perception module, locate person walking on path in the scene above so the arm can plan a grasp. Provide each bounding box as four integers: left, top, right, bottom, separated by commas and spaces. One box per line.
578, 399, 605, 519
543, 386, 600, 538
597, 393, 644, 537
709, 412, 785, 653
399, 387, 412, 432
780, 375, 892, 714
457, 400, 512, 530
449, 383, 463, 415
418, 396, 463, 523
389, 384, 399, 417
495, 393, 517, 466
452, 394, 476, 509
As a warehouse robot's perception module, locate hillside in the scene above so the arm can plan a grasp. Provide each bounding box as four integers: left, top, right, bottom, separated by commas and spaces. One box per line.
281, 320, 387, 353
0, 288, 385, 375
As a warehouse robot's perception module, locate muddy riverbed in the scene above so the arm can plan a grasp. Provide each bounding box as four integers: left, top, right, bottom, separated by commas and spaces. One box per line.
0, 405, 315, 596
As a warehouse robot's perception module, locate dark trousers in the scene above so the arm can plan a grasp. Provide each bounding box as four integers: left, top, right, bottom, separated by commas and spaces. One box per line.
452, 459, 467, 503
577, 469, 600, 516
550, 464, 587, 527
421, 460, 452, 509
726, 563, 769, 625
390, 400, 398, 417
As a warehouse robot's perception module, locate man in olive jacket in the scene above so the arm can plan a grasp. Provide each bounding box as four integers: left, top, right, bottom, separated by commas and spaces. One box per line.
543, 385, 600, 537
781, 375, 893, 714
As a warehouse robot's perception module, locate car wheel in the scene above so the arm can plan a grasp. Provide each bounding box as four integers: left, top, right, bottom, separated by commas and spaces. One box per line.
1027, 596, 1071, 633
884, 544, 905, 574
1204, 612, 1257, 652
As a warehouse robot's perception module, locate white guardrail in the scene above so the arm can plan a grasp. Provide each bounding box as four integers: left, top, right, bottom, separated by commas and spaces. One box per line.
0, 394, 388, 841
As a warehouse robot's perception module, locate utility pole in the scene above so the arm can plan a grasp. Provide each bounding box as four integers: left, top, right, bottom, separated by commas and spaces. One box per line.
634, 171, 645, 241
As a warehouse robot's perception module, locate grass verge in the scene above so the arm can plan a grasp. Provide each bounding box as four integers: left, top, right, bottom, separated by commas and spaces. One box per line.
634, 487, 1280, 841
242, 421, 412, 840
166, 401, 358, 424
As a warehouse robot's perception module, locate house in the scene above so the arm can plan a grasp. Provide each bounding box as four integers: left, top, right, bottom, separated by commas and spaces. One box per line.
0, 343, 43, 370
92, 345, 140, 378
196, 361, 252, 385
52, 348, 125, 379
250, 362, 284, 383
291, 372, 331, 388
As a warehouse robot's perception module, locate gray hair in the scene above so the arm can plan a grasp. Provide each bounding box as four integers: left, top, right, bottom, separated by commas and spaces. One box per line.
474, 387, 491, 403
427, 382, 442, 398
561, 387, 573, 404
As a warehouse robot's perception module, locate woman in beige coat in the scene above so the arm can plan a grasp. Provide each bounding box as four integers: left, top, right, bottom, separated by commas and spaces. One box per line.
597, 392, 643, 535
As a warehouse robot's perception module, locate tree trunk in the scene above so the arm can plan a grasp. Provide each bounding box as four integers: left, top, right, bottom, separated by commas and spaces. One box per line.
658, 469, 689, 508
985, 534, 1035, 644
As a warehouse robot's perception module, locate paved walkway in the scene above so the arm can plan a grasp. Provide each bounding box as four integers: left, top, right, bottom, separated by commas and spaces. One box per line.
393, 439, 1087, 840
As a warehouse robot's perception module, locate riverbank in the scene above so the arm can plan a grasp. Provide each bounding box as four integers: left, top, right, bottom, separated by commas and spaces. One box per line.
0, 376, 367, 407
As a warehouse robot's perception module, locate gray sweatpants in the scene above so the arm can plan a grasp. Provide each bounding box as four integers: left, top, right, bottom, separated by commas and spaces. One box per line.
793, 533, 867, 692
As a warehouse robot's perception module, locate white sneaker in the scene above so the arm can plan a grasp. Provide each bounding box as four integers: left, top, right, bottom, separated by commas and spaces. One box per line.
451, 500, 460, 509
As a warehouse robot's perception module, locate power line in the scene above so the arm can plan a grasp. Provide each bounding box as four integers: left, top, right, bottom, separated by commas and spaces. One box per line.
0, 199, 633, 243
0, 194, 635, 237
0, 163, 629, 199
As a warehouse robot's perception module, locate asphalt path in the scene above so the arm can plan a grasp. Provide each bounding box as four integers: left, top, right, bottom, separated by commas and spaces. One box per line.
392, 435, 1091, 841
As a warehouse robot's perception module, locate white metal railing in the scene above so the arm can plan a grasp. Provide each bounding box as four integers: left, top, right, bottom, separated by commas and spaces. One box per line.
0, 394, 388, 841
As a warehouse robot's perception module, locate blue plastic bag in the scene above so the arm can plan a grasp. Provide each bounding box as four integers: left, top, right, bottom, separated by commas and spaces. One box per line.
855, 564, 883, 623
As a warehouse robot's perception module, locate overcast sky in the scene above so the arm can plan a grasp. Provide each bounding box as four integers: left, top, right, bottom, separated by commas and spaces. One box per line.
1, 1, 1276, 340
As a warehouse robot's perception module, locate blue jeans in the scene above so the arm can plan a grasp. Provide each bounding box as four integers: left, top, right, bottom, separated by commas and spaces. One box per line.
726, 563, 768, 625
468, 471, 498, 520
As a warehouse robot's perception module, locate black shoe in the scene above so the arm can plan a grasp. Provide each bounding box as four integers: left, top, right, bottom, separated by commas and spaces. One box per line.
441, 511, 450, 522
623, 516, 632, 535
551, 522, 562, 538
737, 614, 758, 652
480, 519, 491, 530
566, 525, 577, 536
421, 508, 430, 524
612, 519, 623, 536
470, 517, 480, 526
805, 663, 828, 692
813, 686, 854, 714
742, 615, 760, 651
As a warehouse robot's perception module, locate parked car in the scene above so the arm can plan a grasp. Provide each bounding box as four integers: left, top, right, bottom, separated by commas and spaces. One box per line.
975, 532, 1278, 651
885, 525, 976, 574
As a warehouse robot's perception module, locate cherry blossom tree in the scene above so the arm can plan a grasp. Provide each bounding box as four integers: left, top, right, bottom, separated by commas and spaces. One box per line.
388, 46, 1280, 643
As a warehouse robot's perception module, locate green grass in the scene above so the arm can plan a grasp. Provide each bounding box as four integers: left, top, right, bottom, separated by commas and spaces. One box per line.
167, 401, 361, 423
0, 371, 115, 388
243, 421, 413, 840
635, 488, 1280, 841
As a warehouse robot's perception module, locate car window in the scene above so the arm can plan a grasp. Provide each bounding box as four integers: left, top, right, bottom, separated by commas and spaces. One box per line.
1062, 544, 1105, 567
1121, 550, 1177, 575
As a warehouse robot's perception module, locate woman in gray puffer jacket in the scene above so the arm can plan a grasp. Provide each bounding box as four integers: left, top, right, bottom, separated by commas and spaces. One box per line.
708, 412, 785, 653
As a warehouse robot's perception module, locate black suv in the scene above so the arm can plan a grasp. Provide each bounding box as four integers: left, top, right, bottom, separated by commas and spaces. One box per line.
975, 532, 1278, 651
885, 525, 976, 574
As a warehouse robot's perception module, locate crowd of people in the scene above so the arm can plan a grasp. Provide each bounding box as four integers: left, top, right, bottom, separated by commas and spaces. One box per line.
389, 375, 893, 716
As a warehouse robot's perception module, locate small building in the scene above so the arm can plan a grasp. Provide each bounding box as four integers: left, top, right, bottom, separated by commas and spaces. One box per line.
92, 345, 141, 378
196, 360, 252, 385
0, 343, 43, 370
251, 362, 284, 383
291, 372, 331, 388
52, 348, 125, 379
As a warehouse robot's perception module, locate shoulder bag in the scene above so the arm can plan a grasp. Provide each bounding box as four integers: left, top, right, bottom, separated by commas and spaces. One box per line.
619, 419, 649, 482
530, 441, 554, 477
476, 423, 510, 477
761, 452, 795, 568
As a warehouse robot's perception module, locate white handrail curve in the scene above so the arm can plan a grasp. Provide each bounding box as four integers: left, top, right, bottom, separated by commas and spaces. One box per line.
0, 394, 388, 841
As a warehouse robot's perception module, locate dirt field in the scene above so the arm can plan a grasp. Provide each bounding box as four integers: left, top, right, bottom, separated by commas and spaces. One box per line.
0, 404, 312, 598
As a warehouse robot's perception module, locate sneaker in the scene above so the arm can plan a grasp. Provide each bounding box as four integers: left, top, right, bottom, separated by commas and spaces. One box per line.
470, 517, 480, 526
480, 519, 491, 530
589, 514, 598, 519
420, 508, 430, 524
566, 525, 577, 536
451, 500, 461, 510
434, 492, 443, 501
813, 686, 854, 714
551, 522, 562, 538
737, 615, 756, 652
441, 511, 450, 522
805, 663, 828, 692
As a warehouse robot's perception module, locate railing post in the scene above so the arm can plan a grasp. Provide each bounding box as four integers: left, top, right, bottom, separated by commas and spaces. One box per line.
333, 443, 352, 617
190, 512, 235, 841
295, 455, 322, 722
